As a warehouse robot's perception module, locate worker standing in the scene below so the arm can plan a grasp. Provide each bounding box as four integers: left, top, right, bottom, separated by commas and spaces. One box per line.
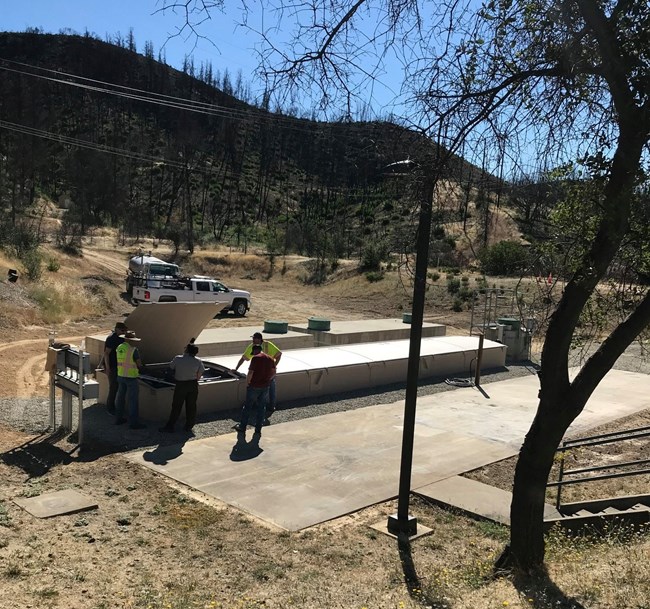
235, 331, 282, 423
115, 330, 146, 429
233, 344, 276, 440
160, 340, 205, 435
103, 321, 127, 415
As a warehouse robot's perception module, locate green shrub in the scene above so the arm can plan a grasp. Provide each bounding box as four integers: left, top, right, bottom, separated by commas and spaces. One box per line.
365, 271, 385, 282
47, 257, 60, 272
452, 298, 464, 312
21, 249, 43, 281
429, 271, 440, 282
479, 241, 529, 276
360, 242, 389, 272
447, 276, 461, 294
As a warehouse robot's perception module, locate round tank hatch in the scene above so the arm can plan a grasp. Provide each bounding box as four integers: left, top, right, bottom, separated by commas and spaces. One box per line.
308, 317, 331, 331
264, 320, 288, 334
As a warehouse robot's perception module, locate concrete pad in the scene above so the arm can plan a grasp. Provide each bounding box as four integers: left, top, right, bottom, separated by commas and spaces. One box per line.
415, 476, 561, 525
370, 518, 433, 540
288, 318, 446, 345
14, 489, 98, 518
196, 326, 313, 357
129, 369, 650, 530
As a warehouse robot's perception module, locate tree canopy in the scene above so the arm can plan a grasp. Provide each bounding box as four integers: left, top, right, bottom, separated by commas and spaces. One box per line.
164, 0, 650, 571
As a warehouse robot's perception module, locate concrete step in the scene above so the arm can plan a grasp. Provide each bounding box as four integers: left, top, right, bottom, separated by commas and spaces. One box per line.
414, 475, 559, 526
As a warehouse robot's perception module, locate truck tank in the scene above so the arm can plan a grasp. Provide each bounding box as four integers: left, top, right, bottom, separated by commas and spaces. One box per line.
126, 255, 181, 295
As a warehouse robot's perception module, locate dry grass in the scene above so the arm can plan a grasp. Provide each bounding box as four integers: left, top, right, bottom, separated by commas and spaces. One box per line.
1, 237, 649, 608
1, 421, 647, 609
26, 276, 118, 324
189, 251, 272, 280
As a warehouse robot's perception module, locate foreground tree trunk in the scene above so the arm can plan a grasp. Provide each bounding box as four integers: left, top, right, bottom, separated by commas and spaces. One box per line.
504, 110, 650, 570
507, 393, 574, 567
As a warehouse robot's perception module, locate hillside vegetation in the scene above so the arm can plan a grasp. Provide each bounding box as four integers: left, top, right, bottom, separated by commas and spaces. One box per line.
0, 32, 527, 274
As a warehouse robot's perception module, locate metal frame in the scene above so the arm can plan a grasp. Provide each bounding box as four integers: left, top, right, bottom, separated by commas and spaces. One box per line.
48, 344, 98, 446
550, 426, 650, 510
469, 287, 516, 337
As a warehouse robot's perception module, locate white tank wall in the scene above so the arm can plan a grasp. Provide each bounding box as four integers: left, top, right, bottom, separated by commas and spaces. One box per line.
91, 324, 506, 422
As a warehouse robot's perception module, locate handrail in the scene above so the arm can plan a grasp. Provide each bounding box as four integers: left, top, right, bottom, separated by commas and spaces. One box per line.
558, 426, 650, 449
548, 466, 650, 488
552, 425, 650, 510
562, 457, 650, 477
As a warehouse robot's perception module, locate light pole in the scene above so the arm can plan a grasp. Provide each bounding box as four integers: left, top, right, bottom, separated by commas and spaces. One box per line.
387, 168, 435, 537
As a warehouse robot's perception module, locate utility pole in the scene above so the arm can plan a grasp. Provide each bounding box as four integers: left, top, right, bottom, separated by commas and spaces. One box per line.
387, 171, 435, 537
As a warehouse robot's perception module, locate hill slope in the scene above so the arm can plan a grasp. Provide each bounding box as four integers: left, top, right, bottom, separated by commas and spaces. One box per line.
0, 32, 508, 263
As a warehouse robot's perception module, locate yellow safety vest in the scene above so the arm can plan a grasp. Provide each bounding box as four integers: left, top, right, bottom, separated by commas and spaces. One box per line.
116, 343, 139, 378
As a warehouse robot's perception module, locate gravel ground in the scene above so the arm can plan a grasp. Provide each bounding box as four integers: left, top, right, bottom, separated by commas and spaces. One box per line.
0, 363, 538, 456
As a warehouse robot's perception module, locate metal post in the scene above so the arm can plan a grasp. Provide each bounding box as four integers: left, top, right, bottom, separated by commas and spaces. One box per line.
48, 331, 56, 429
78, 341, 85, 446
474, 333, 484, 387
387, 174, 435, 537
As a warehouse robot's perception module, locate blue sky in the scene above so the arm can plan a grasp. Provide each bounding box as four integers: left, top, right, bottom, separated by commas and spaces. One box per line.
2, 1, 261, 91
1, 1, 407, 120
1, 2, 549, 176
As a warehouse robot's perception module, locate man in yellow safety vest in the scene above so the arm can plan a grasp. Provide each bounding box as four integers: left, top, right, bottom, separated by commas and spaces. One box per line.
115, 330, 145, 429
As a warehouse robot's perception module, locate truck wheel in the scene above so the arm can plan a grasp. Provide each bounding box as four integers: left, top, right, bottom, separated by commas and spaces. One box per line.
233, 299, 248, 316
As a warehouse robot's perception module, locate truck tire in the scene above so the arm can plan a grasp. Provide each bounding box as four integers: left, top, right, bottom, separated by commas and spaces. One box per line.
233, 299, 248, 316
159, 296, 178, 303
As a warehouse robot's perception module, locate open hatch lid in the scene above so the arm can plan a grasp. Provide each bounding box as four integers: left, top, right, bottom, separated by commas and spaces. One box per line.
123, 302, 220, 363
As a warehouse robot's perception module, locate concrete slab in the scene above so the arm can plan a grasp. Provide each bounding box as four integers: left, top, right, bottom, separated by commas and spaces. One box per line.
369, 518, 433, 540
13, 489, 98, 518
195, 326, 313, 357
288, 318, 446, 345
129, 369, 650, 530
414, 476, 561, 525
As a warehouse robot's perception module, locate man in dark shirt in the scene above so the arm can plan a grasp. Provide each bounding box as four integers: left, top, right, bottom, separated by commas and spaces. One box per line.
233, 344, 275, 439
103, 321, 127, 415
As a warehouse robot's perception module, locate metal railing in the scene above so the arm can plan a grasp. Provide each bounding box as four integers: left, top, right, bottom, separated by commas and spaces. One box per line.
548, 425, 650, 510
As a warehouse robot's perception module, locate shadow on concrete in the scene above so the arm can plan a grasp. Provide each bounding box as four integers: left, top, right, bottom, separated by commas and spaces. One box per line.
229, 434, 263, 461
143, 436, 190, 465
512, 569, 586, 609
397, 534, 451, 608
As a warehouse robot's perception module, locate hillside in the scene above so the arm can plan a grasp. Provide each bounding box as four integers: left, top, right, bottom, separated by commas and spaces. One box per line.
0, 32, 514, 268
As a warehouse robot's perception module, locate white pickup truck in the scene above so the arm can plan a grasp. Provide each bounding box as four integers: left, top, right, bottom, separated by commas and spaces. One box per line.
132, 276, 251, 316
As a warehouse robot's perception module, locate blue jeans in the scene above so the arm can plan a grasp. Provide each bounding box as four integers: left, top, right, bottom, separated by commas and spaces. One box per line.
240, 386, 269, 433
116, 377, 140, 423
269, 377, 276, 410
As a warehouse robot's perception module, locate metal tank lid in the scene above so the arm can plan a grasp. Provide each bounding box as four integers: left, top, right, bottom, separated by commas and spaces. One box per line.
123, 302, 220, 363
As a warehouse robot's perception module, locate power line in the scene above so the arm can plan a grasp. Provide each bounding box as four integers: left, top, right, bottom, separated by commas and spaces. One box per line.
0, 119, 211, 172
0, 56, 407, 141
0, 57, 321, 131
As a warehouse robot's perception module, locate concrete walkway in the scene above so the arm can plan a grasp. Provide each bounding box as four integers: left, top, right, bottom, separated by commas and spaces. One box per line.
129, 369, 650, 530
